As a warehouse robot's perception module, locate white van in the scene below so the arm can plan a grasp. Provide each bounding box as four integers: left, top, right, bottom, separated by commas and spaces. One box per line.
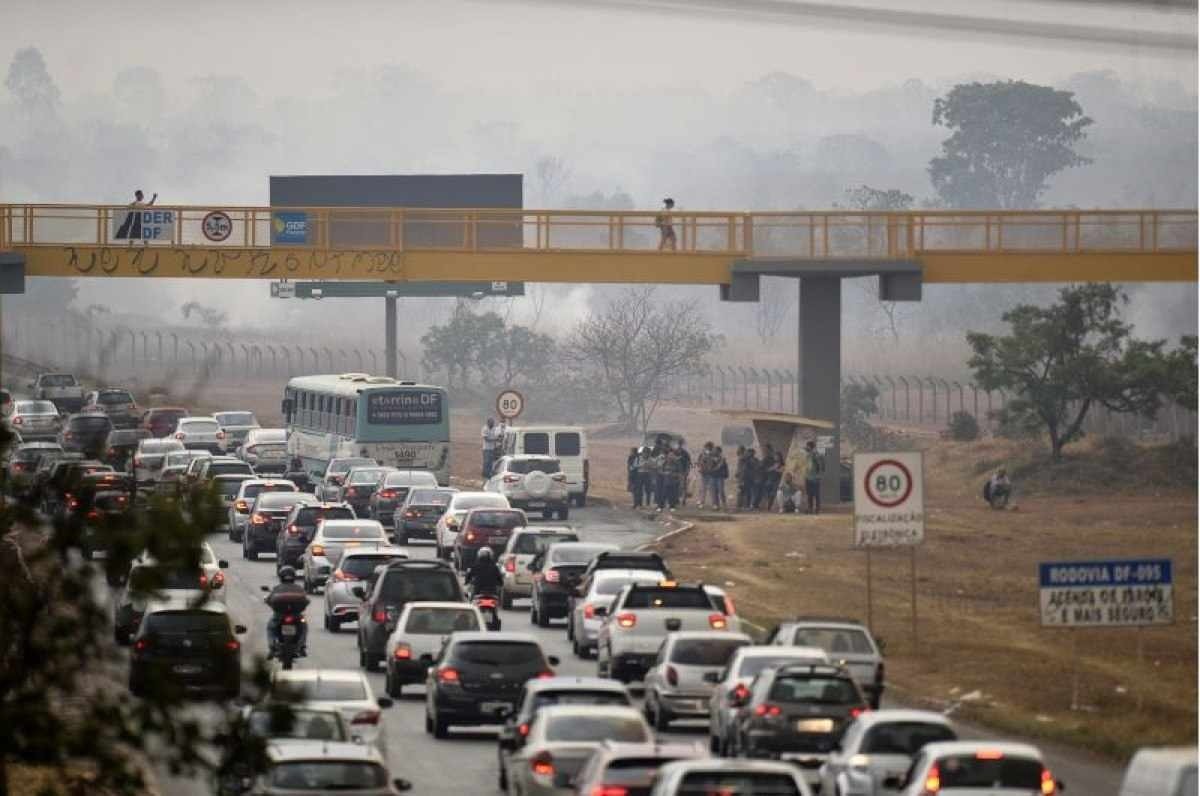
1119, 747, 1197, 796
501, 425, 588, 506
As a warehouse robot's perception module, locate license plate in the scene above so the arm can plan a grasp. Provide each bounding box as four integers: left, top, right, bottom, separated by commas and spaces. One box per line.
480, 701, 512, 714
796, 718, 834, 733
174, 663, 202, 674
281, 625, 298, 636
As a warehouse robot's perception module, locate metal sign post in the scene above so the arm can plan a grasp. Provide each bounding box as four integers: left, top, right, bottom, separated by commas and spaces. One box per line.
865, 550, 874, 633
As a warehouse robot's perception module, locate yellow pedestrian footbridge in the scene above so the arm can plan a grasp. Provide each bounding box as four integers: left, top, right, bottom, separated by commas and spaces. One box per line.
0, 204, 1194, 284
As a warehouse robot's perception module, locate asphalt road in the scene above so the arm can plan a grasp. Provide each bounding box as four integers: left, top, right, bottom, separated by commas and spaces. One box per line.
150, 502, 1122, 795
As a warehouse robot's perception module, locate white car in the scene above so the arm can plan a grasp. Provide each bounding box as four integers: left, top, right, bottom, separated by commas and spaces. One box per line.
643, 631, 754, 731
212, 410, 260, 453
484, 454, 571, 520
301, 519, 390, 593
567, 568, 665, 659
708, 645, 830, 755
648, 759, 814, 796
434, 491, 511, 560
891, 741, 1062, 795
172, 415, 225, 454
383, 601, 486, 697
237, 740, 411, 795
227, 478, 298, 542
111, 544, 229, 644
819, 709, 957, 796
133, 438, 184, 485
1119, 747, 1197, 796
238, 427, 288, 473
268, 669, 395, 763
498, 526, 579, 609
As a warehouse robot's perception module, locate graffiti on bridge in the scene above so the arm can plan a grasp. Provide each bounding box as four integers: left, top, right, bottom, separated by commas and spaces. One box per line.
58, 246, 406, 278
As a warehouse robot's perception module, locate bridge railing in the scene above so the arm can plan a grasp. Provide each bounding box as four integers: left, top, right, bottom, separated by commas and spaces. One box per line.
1, 204, 1194, 258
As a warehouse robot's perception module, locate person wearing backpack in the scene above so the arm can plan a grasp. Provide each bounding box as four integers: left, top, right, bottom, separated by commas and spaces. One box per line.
804, 440, 826, 515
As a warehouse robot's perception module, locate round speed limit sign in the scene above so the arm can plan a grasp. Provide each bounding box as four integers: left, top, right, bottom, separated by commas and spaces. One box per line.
496, 389, 525, 420
863, 458, 914, 508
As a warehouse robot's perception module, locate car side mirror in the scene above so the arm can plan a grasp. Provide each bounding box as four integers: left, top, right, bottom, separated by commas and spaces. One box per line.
547, 655, 560, 667
218, 559, 229, 569
352, 586, 365, 599
393, 779, 413, 792
234, 624, 247, 634
377, 697, 394, 709
703, 671, 720, 684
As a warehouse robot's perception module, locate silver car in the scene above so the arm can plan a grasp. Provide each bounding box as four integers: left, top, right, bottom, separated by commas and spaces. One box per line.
503, 705, 652, 796
7, 400, 62, 440
237, 740, 411, 795
133, 438, 185, 485
212, 473, 255, 531
648, 759, 814, 796
383, 602, 485, 697
567, 569, 664, 658
268, 669, 394, 761
643, 631, 753, 731
324, 547, 409, 632
237, 427, 288, 473
213, 410, 260, 453
172, 416, 225, 453
302, 519, 390, 592
818, 709, 957, 796
499, 526, 579, 608
766, 619, 886, 708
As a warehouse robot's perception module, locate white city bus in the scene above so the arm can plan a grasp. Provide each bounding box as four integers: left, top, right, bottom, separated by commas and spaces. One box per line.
282, 374, 450, 485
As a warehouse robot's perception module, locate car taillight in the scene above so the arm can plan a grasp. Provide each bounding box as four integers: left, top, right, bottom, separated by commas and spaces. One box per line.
708, 613, 727, 630
922, 763, 941, 793
403, 509, 418, 518
536, 670, 555, 679
731, 683, 750, 702
235, 500, 248, 512
333, 569, 357, 581
666, 665, 678, 686
517, 722, 530, 736
530, 753, 554, 779
616, 612, 636, 628
68, 498, 80, 509
351, 710, 380, 725
251, 513, 266, 525
591, 787, 629, 796
199, 572, 209, 588
584, 603, 596, 619
1040, 769, 1057, 795
437, 666, 460, 684
393, 644, 412, 660
311, 544, 325, 556
504, 556, 516, 573
379, 489, 397, 499
287, 524, 300, 536
850, 706, 869, 718
213, 572, 225, 587
753, 703, 782, 718
503, 474, 521, 483
133, 638, 149, 653
544, 569, 560, 583
975, 750, 1004, 760
11, 417, 22, 426
225, 639, 240, 651
174, 432, 185, 440
372, 606, 387, 623
477, 597, 497, 608
465, 531, 478, 543
86, 510, 100, 520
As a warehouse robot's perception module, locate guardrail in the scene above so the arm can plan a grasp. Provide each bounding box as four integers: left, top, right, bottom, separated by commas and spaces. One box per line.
2, 204, 1195, 259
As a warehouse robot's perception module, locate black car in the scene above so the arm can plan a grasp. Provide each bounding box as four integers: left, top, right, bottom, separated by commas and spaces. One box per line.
728, 662, 869, 761
341, 466, 393, 518
7, 441, 62, 496
529, 542, 616, 627
243, 491, 318, 561
104, 427, 151, 472
580, 550, 672, 583
276, 501, 356, 569
424, 632, 558, 739
355, 559, 464, 671
42, 458, 112, 516
59, 413, 115, 457
395, 487, 457, 543
128, 606, 246, 700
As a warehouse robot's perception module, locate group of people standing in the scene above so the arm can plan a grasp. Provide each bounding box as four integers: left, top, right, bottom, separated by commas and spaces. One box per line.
626, 436, 827, 515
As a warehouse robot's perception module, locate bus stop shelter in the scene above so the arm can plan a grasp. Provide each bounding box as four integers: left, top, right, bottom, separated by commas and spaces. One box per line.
714, 409, 839, 501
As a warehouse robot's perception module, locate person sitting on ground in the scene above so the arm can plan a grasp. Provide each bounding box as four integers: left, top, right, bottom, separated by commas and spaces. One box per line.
776, 472, 801, 513
983, 468, 1012, 509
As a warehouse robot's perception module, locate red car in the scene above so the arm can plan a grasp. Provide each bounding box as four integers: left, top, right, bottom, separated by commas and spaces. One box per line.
453, 508, 527, 573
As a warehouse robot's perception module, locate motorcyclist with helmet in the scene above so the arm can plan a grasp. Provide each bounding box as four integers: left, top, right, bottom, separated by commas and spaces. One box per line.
465, 546, 503, 598
265, 566, 309, 657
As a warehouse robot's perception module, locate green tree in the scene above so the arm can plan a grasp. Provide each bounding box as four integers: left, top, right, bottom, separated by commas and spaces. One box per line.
842, 185, 914, 212
929, 81, 1093, 209
4, 47, 60, 118
967, 284, 1171, 460
419, 304, 505, 390
1164, 335, 1197, 410
479, 324, 557, 391
841, 381, 881, 448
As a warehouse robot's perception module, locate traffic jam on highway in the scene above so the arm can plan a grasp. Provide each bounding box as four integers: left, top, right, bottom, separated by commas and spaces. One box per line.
4, 372, 1077, 796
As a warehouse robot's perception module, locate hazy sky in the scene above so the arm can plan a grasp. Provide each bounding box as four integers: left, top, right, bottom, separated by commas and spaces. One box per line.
7, 0, 1195, 102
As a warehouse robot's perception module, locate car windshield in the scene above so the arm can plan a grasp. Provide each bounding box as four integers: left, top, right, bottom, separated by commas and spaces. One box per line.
543, 714, 647, 743
403, 607, 480, 634
211, 462, 252, 476
41, 375, 76, 386
108, 430, 148, 445
246, 709, 346, 742
252, 429, 286, 443
331, 459, 374, 474
274, 679, 367, 702
243, 483, 295, 499
181, 420, 219, 432
512, 532, 578, 554
453, 641, 543, 666
673, 637, 749, 666
530, 690, 630, 712
349, 468, 388, 484
678, 773, 802, 795
165, 452, 199, 467
934, 755, 1045, 788
768, 675, 860, 704
408, 489, 454, 506
341, 554, 406, 579
791, 628, 876, 655
17, 401, 57, 414
450, 494, 508, 511
131, 567, 207, 591
215, 478, 251, 497
862, 723, 956, 755
150, 410, 188, 421
141, 440, 182, 453
257, 492, 308, 509
379, 571, 461, 603
507, 458, 561, 474
71, 417, 112, 430
144, 611, 227, 634
216, 412, 256, 426
467, 510, 524, 529
296, 506, 355, 525
549, 545, 611, 565
384, 470, 438, 486
595, 575, 659, 595
322, 524, 384, 540
268, 762, 386, 790
598, 758, 684, 786
623, 588, 712, 609
738, 655, 820, 679
98, 391, 133, 404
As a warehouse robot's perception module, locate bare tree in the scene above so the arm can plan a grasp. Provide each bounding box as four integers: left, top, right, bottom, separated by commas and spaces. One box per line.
534, 156, 571, 205
566, 287, 720, 432
755, 279, 795, 344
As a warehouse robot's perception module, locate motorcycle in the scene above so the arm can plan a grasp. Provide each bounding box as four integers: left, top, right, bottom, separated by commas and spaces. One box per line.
261, 585, 308, 670
472, 592, 502, 631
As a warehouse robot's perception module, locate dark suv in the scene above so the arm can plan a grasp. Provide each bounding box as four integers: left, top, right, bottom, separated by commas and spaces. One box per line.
59, 414, 115, 457
453, 508, 526, 573
355, 559, 464, 671
276, 501, 356, 569
128, 606, 245, 700
729, 662, 869, 762
103, 428, 151, 471
529, 542, 616, 627
424, 632, 558, 738
395, 487, 457, 543
341, 466, 393, 518
243, 491, 318, 561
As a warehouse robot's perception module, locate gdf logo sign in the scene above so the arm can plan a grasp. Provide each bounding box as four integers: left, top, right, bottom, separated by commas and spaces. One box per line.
853, 451, 924, 547
202, 210, 233, 242
864, 459, 913, 508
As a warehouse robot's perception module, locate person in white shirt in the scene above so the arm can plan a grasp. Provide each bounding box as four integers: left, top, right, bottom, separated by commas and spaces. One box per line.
481, 417, 500, 478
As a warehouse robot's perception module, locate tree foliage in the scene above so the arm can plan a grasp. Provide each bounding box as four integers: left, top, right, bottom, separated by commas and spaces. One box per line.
841, 382, 880, 448
420, 303, 557, 394
929, 81, 1093, 209
4, 47, 60, 118
967, 284, 1180, 459
566, 287, 719, 432
842, 185, 914, 212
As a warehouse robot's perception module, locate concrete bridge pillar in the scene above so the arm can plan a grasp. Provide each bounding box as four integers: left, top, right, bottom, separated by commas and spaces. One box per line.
797, 277, 842, 505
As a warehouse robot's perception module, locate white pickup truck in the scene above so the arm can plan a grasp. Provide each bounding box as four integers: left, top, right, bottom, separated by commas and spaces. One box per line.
31, 373, 84, 413
596, 581, 731, 683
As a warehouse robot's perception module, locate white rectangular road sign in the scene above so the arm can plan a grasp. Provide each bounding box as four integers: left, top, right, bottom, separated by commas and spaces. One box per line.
853, 451, 924, 547
1039, 558, 1173, 627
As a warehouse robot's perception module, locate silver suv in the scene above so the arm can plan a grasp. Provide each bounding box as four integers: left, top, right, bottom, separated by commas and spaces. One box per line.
765, 617, 886, 708
484, 455, 570, 520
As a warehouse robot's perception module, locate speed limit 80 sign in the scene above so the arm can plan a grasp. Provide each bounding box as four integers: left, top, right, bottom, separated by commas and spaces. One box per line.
496, 389, 525, 421
853, 451, 925, 548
